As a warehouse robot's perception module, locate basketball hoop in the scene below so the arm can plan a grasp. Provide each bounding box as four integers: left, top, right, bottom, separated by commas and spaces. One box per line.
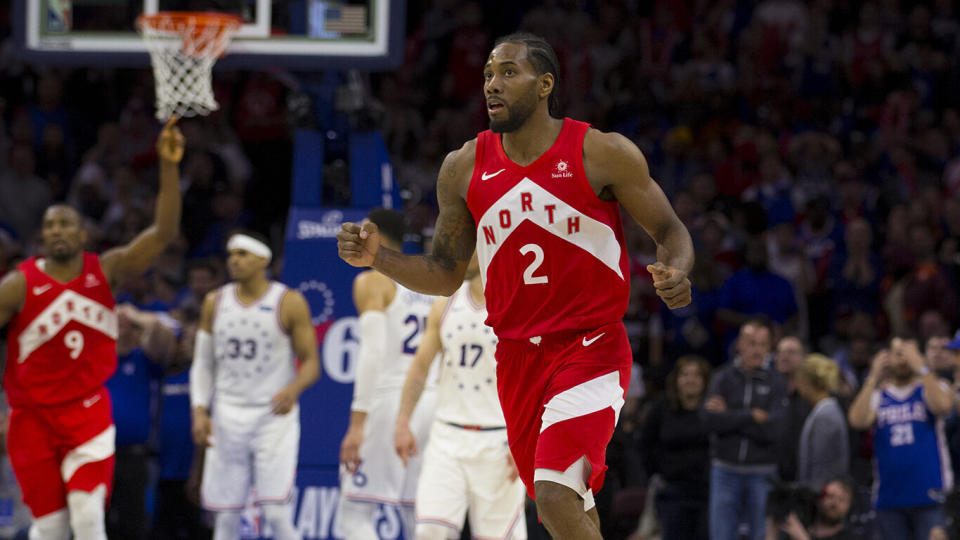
136, 12, 243, 121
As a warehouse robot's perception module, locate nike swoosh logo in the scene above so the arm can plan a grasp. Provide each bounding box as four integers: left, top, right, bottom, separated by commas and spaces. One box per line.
582, 332, 605, 347
33, 284, 52, 295
83, 394, 101, 408
481, 169, 506, 181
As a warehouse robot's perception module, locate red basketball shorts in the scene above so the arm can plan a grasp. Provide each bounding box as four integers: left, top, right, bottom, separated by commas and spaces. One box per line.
495, 321, 631, 500
7, 387, 116, 518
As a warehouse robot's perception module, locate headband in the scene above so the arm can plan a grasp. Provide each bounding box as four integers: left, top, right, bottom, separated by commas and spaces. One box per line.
227, 234, 272, 261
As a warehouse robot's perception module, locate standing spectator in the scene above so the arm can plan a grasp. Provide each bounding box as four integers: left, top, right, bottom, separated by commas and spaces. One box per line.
0, 143, 53, 241
153, 316, 210, 540
795, 354, 849, 491
640, 355, 712, 540
105, 304, 177, 540
703, 319, 789, 540
848, 339, 954, 540
924, 334, 955, 382
774, 336, 812, 483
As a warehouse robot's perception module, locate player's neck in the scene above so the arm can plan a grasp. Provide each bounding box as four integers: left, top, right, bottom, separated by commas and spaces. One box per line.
39, 255, 84, 283
500, 114, 563, 167
468, 276, 485, 306
235, 275, 270, 302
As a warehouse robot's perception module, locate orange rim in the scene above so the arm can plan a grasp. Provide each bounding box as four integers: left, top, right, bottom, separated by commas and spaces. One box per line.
136, 11, 244, 32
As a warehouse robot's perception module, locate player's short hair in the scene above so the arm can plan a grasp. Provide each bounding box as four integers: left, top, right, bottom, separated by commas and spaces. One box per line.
494, 32, 561, 117
366, 208, 406, 247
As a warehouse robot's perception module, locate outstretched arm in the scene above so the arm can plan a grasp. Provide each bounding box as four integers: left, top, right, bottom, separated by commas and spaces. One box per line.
101, 116, 184, 286
0, 270, 25, 328
395, 296, 446, 466
584, 130, 694, 308
270, 291, 321, 415
337, 142, 477, 296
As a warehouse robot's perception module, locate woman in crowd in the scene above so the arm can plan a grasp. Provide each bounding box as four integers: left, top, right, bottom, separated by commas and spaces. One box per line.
640, 355, 713, 539
795, 354, 850, 490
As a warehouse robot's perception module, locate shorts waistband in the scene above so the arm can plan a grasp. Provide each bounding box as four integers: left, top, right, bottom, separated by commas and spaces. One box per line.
443, 421, 506, 431
500, 322, 622, 348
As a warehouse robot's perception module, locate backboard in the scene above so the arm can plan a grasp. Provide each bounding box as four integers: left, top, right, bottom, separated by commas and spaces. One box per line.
14, 0, 405, 70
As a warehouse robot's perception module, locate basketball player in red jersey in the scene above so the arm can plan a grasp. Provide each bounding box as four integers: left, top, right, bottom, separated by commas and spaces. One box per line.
0, 116, 184, 540
338, 33, 693, 539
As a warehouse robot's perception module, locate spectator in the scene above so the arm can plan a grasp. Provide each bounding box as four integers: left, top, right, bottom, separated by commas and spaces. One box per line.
848, 338, 954, 540
105, 304, 177, 540
773, 476, 857, 540
152, 316, 210, 540
774, 336, 811, 483
703, 319, 789, 540
924, 334, 955, 382
717, 236, 800, 353
795, 354, 849, 491
0, 143, 53, 241
640, 355, 712, 540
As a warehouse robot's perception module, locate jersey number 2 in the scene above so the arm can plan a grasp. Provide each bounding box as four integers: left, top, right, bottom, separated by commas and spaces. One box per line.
520, 244, 548, 285
402, 314, 427, 354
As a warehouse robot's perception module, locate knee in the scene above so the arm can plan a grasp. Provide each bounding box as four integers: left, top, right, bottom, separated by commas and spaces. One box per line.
534, 481, 580, 520
262, 503, 291, 527
66, 487, 106, 539
29, 509, 70, 540
414, 523, 457, 540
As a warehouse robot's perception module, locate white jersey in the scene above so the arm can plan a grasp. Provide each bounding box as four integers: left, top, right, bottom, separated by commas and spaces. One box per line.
212, 282, 294, 406
435, 281, 504, 427
377, 283, 435, 392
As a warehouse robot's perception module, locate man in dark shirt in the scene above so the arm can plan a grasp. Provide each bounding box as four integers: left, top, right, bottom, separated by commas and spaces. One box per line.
777, 476, 855, 540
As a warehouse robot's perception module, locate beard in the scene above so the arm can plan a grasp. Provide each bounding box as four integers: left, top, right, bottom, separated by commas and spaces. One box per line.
892, 364, 914, 383
47, 244, 80, 263
818, 510, 845, 527
490, 90, 538, 133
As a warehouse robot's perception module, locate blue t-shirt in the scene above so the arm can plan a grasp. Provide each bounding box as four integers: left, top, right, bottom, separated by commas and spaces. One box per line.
873, 383, 952, 510
106, 348, 164, 447
159, 369, 195, 481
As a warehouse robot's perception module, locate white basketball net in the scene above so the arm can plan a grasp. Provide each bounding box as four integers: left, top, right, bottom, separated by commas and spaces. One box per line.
137, 13, 242, 120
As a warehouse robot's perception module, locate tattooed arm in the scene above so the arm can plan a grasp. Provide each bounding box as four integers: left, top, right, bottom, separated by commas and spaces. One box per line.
337, 140, 477, 296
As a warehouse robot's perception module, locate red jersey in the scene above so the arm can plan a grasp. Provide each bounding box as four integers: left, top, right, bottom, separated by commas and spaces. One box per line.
467, 118, 630, 339
5, 254, 117, 407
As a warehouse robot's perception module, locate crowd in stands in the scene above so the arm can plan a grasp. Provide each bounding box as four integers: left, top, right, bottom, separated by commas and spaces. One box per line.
2, 0, 960, 538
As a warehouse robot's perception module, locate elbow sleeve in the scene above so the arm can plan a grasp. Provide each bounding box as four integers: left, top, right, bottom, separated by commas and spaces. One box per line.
350, 311, 388, 413
189, 330, 215, 409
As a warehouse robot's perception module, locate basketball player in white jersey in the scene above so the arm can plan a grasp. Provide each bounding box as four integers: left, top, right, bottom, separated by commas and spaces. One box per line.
395, 253, 527, 540
338, 209, 437, 540
190, 231, 320, 540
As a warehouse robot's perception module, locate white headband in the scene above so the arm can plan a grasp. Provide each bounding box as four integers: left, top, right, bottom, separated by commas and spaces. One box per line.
227, 234, 272, 261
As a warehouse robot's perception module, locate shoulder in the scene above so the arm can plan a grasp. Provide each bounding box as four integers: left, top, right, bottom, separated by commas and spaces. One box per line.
353, 269, 395, 293
353, 270, 396, 311
583, 128, 646, 166
439, 139, 478, 188
279, 288, 310, 316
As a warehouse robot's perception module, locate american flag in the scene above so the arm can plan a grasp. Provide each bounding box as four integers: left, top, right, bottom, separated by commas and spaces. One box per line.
324, 4, 367, 34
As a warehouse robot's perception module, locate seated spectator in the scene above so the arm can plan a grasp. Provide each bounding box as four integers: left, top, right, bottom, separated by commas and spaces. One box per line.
772, 476, 857, 540
848, 339, 954, 540
640, 355, 712, 540
795, 354, 849, 491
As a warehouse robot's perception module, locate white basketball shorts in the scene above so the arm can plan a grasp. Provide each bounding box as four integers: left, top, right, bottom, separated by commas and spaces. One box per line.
340, 387, 436, 505
415, 421, 527, 539
201, 401, 300, 510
